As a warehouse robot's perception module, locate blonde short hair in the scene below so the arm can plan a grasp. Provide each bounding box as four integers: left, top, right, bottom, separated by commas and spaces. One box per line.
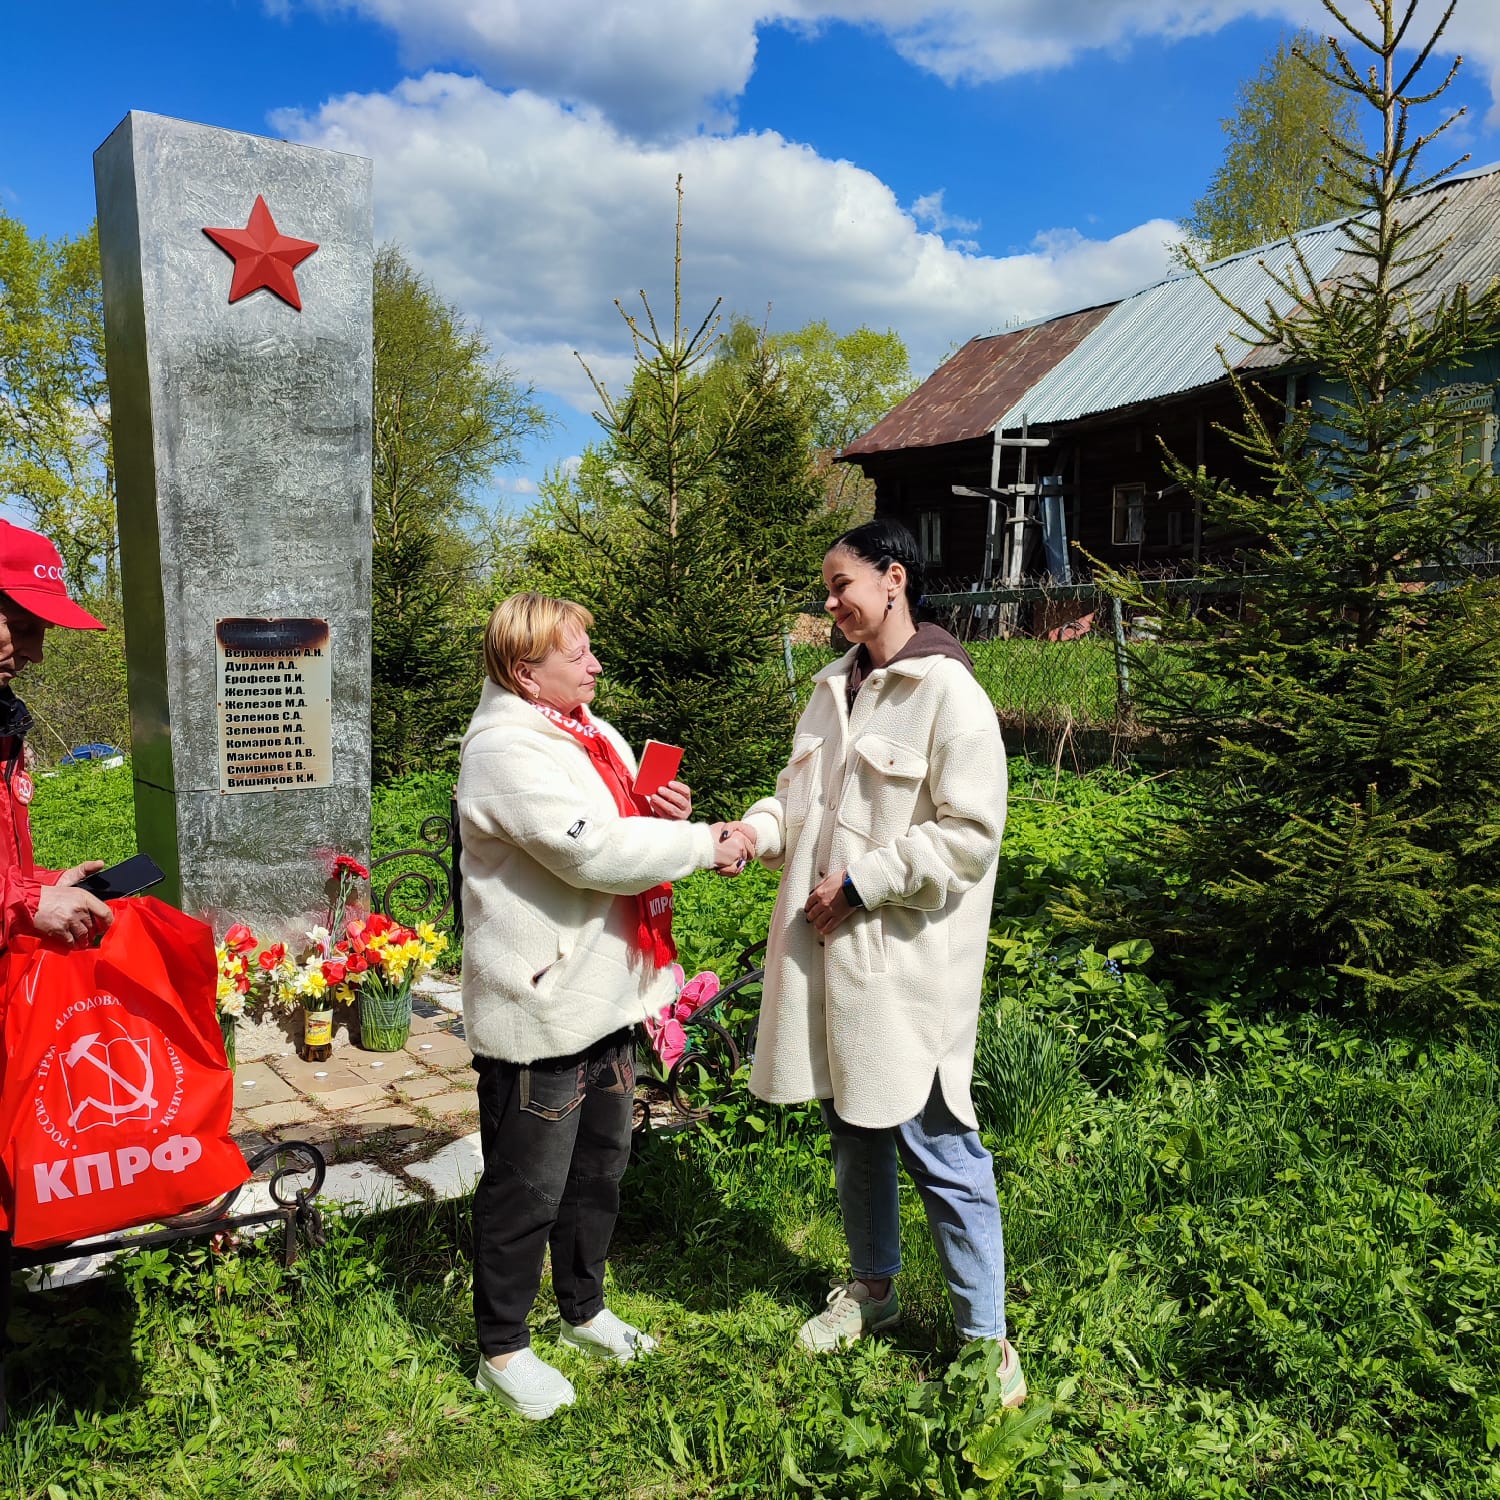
484, 592, 595, 696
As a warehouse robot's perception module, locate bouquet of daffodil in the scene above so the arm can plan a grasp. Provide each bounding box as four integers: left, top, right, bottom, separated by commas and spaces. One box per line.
215, 923, 259, 1023
343, 911, 449, 1050
259, 853, 449, 1051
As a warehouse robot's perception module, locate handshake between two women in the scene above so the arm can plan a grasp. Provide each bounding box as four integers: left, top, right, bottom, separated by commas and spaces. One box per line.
708, 820, 757, 877
640, 776, 757, 877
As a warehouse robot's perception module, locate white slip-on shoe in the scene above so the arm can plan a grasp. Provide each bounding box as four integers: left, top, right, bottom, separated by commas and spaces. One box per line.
474, 1348, 576, 1420
559, 1307, 659, 1365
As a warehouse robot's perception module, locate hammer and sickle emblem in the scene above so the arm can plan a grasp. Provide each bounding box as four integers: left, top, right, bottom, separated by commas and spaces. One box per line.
62, 1029, 157, 1130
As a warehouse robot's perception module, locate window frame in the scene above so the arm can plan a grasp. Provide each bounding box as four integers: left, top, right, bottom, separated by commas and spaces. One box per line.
1111, 483, 1146, 547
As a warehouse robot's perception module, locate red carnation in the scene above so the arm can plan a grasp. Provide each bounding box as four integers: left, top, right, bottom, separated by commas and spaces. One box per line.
334, 854, 370, 880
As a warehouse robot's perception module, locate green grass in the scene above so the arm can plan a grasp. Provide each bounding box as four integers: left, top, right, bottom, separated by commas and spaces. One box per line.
790, 636, 1126, 731
6, 762, 1499, 1497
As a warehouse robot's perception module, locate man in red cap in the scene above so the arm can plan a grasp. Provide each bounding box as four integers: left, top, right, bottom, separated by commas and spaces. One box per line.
0, 520, 114, 948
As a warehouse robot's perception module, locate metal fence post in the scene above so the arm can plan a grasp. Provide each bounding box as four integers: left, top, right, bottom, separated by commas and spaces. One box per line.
1109, 595, 1131, 721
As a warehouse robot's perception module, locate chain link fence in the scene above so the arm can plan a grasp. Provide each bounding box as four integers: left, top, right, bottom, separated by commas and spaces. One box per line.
791, 559, 1500, 766
920, 564, 1207, 762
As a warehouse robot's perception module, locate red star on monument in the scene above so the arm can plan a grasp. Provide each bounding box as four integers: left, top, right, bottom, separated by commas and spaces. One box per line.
203, 195, 319, 310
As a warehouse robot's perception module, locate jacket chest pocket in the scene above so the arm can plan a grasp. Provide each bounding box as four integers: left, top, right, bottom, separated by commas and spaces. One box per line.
844, 733, 929, 846
781, 734, 823, 831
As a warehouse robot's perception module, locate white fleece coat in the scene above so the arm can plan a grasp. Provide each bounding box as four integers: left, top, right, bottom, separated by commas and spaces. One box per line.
457, 683, 717, 1063
742, 650, 1006, 1129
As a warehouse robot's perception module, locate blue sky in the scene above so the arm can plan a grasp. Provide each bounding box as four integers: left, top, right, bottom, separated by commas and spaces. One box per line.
5, 1, 1499, 500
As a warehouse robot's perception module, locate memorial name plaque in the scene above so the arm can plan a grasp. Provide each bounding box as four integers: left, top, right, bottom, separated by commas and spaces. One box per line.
216, 618, 333, 793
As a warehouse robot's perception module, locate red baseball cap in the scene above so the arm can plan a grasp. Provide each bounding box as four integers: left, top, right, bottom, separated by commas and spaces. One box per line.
0, 521, 105, 630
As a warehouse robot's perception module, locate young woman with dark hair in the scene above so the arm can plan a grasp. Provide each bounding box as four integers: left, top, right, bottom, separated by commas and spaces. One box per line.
730, 520, 1024, 1400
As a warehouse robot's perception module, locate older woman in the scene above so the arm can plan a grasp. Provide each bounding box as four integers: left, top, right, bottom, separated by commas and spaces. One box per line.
734, 520, 1024, 1403
458, 592, 749, 1420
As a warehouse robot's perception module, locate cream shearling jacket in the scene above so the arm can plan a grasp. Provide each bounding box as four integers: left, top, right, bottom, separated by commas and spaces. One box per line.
742, 650, 1006, 1129
457, 682, 717, 1063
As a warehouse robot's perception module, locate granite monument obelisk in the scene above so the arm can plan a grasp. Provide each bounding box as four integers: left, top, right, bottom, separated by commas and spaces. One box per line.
94, 112, 373, 933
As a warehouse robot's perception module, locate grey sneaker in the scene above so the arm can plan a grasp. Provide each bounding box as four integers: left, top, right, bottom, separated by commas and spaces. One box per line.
473, 1348, 576, 1420
797, 1279, 901, 1353
560, 1307, 659, 1365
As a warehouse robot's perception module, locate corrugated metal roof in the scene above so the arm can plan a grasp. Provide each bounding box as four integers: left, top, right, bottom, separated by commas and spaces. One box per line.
992, 227, 1351, 429
846, 165, 1500, 455
842, 303, 1115, 457
1240, 166, 1500, 369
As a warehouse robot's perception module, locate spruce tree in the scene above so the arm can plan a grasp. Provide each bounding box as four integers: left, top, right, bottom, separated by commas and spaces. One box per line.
1125, 0, 1500, 1016
541, 182, 821, 817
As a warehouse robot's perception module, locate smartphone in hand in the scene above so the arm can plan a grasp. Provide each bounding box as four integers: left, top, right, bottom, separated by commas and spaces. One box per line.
79, 853, 166, 901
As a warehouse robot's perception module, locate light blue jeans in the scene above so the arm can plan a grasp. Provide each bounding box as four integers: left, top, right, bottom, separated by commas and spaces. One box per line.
821, 1076, 1007, 1341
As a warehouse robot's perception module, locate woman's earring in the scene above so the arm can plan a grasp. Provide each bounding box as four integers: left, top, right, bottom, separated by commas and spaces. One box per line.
886, 596, 895, 614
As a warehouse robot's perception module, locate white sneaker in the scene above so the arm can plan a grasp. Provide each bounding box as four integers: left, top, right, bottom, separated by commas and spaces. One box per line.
559, 1307, 659, 1365
797, 1279, 901, 1353
473, 1348, 576, 1420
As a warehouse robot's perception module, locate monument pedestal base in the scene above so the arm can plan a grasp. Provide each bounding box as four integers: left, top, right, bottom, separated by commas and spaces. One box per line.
233, 1006, 358, 1063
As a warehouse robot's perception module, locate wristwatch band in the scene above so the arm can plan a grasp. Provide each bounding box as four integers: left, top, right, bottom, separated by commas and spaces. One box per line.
841, 873, 864, 908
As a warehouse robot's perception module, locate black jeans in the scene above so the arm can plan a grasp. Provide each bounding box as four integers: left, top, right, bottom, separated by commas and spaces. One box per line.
471, 1029, 636, 1356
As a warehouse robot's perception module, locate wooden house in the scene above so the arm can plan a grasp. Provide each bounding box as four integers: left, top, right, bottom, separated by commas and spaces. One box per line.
839, 166, 1500, 592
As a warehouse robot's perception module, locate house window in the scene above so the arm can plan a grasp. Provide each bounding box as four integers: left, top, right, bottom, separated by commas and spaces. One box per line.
1448, 398, 1496, 477
1166, 511, 1183, 549
1425, 387, 1498, 563
918, 510, 942, 564
1111, 484, 1145, 546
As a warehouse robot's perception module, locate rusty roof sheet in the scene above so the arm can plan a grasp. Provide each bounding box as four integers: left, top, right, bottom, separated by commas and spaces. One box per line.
841, 302, 1115, 457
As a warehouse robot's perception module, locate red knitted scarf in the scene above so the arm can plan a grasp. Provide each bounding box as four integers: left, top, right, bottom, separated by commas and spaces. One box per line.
530, 703, 676, 970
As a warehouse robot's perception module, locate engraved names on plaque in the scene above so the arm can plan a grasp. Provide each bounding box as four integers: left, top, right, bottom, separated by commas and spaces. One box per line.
216, 618, 333, 793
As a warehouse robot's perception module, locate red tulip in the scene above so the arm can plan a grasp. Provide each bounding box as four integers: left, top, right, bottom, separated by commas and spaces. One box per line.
225, 923, 256, 953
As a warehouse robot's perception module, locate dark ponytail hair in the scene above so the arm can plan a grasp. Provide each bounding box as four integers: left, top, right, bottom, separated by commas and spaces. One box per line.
829, 518, 926, 621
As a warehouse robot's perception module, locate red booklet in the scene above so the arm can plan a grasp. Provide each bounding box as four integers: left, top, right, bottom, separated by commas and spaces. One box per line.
633, 739, 684, 800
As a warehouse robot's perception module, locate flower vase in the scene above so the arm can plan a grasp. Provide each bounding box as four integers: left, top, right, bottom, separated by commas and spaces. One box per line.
302, 1006, 335, 1062
219, 1013, 237, 1071
359, 978, 414, 1052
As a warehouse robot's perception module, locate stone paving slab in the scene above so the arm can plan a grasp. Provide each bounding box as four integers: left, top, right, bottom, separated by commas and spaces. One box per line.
268, 1061, 369, 1095
394, 1073, 456, 1101
318, 1162, 421, 1211
418, 1089, 479, 1120
346, 1104, 421, 1129
243, 1099, 322, 1128
233, 1061, 300, 1108
404, 1031, 471, 1066
317, 1083, 391, 1111
341, 1051, 409, 1079
405, 1132, 483, 1197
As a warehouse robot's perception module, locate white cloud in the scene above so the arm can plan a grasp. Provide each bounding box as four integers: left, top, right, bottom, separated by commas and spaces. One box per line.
294, 0, 1500, 135
495, 475, 540, 495
910, 189, 980, 235
277, 74, 1182, 406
